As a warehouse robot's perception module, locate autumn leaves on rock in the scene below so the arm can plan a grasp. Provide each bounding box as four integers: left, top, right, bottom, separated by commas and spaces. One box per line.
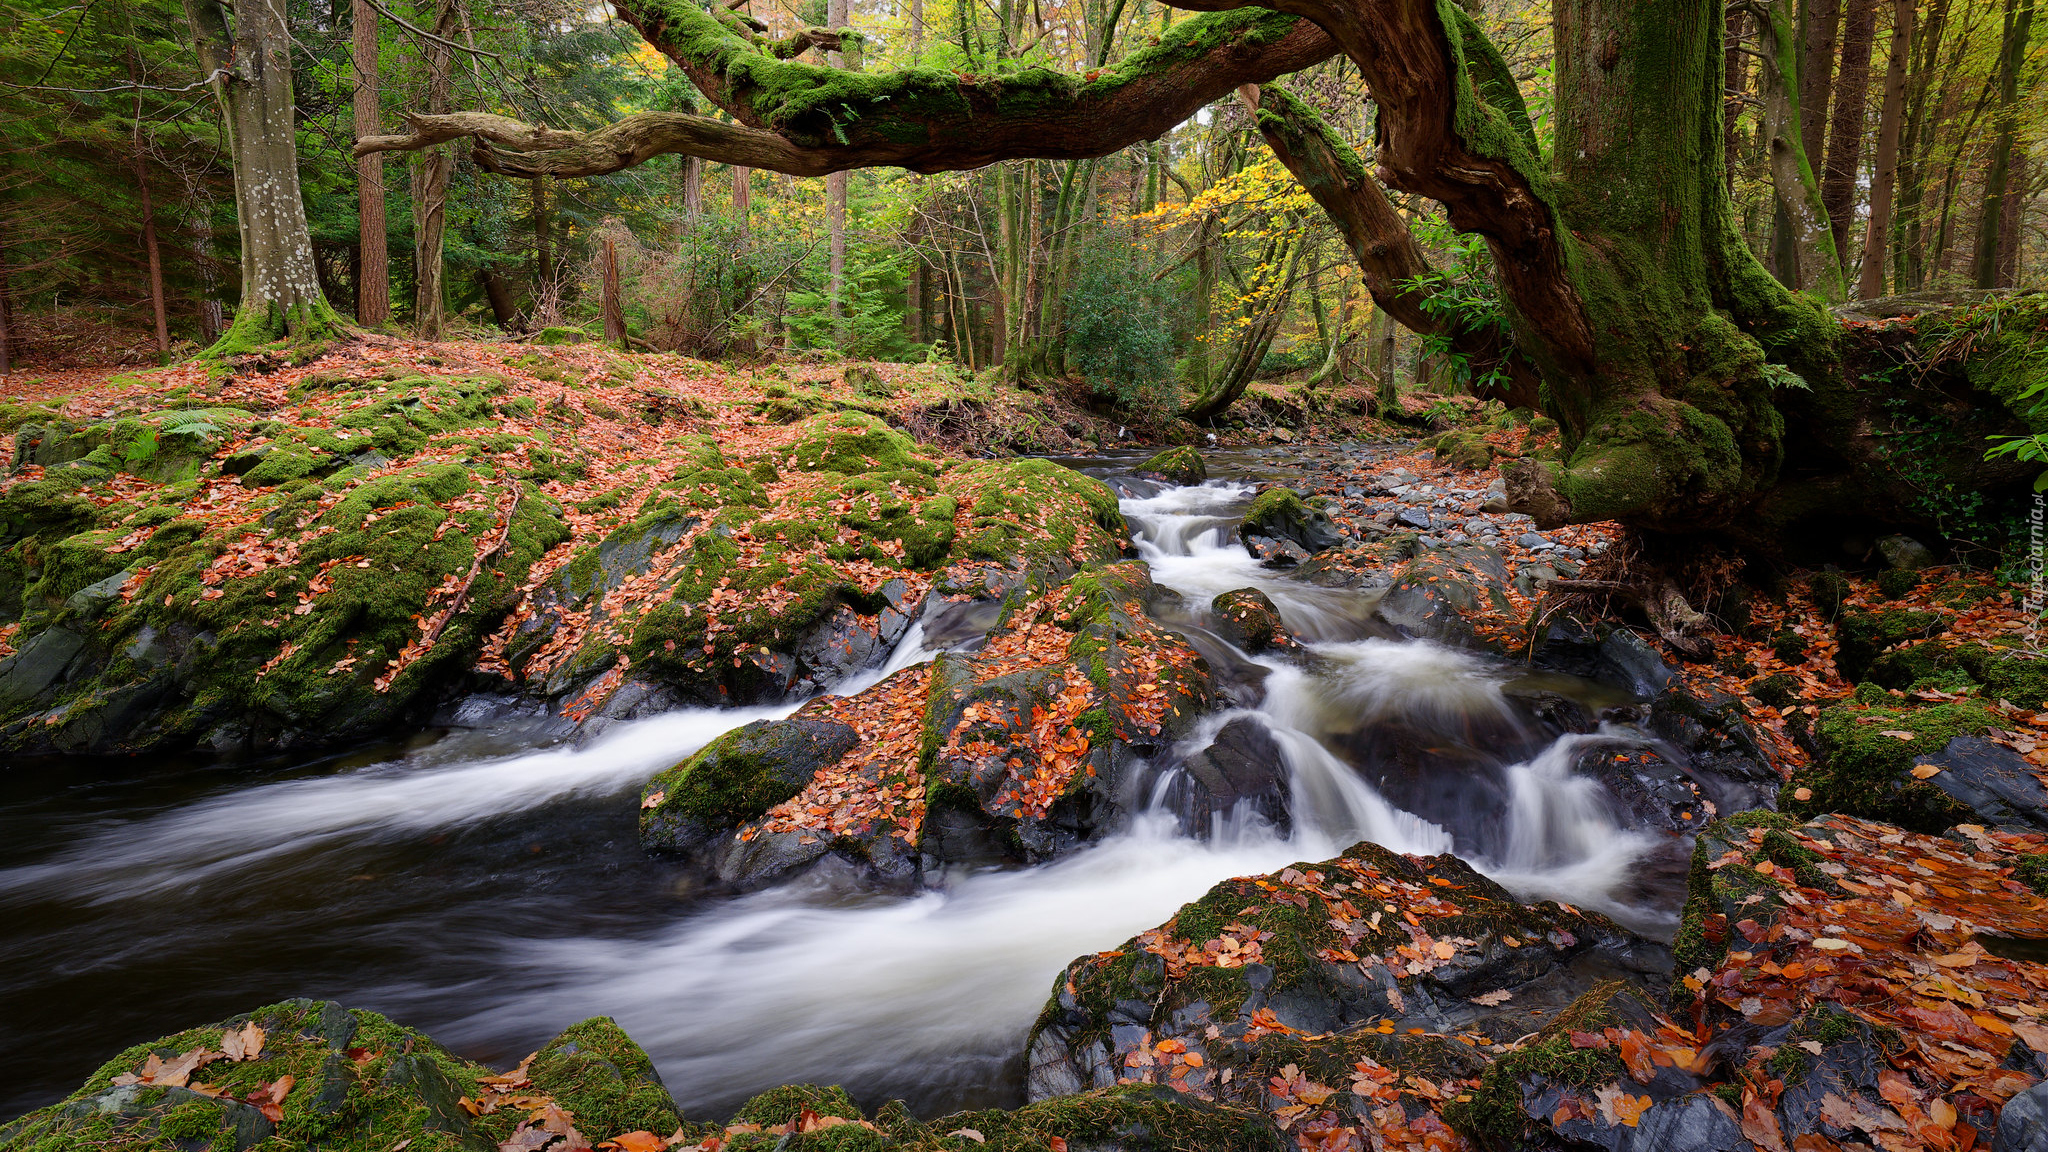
0, 351, 1136, 755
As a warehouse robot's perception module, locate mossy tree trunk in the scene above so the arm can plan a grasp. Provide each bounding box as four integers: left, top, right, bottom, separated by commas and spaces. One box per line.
185, 0, 346, 356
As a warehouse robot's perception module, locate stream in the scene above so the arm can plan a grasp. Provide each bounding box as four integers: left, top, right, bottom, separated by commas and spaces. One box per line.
0, 451, 1687, 1122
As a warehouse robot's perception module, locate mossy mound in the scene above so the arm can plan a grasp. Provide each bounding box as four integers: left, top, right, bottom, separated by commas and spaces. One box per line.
1867, 640, 2048, 708
1832, 607, 1945, 681
1430, 429, 1496, 471
0, 1000, 698, 1152
785, 411, 934, 476
1136, 446, 1205, 486
1781, 698, 1994, 831
0, 1004, 1287, 1152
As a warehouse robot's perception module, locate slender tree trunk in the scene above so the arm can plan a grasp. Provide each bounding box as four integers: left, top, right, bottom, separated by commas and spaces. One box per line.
910, 0, 923, 54
351, 0, 390, 325
733, 166, 751, 244
1856, 0, 1911, 298
1894, 0, 1952, 289
183, 0, 343, 353
1996, 150, 2026, 286
1799, 0, 1841, 162
532, 176, 554, 296
602, 237, 627, 347
479, 268, 521, 331
1724, 7, 1748, 193
1821, 0, 1877, 259
129, 54, 170, 358
0, 220, 14, 376
826, 0, 850, 340
1973, 0, 2034, 288
409, 0, 456, 339
1757, 0, 1847, 298
679, 156, 704, 217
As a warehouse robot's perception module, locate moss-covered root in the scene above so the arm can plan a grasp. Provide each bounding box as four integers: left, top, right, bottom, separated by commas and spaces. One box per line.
1136, 446, 1206, 487
202, 296, 353, 364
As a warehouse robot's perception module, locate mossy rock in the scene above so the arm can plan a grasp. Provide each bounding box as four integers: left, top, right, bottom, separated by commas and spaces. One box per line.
1209, 587, 1285, 653
640, 718, 860, 853
1240, 487, 1342, 553
786, 411, 933, 476
1834, 608, 1946, 681
531, 326, 589, 346
940, 459, 1126, 581
1137, 446, 1206, 486
1867, 641, 2048, 709
1807, 571, 1850, 617
1431, 429, 1496, 471
0, 1000, 694, 1152
1781, 699, 1994, 831
1441, 981, 1656, 1145
526, 1017, 684, 1138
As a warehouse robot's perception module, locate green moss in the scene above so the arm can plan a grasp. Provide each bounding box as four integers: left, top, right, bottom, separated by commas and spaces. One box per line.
1750, 673, 1798, 708
157, 1099, 226, 1143
532, 326, 588, 346
639, 718, 855, 841
2014, 854, 2048, 895
1783, 699, 1993, 831
1877, 569, 1919, 599
1809, 572, 1850, 616
1444, 983, 1635, 1144
1834, 608, 1946, 681
1137, 446, 1206, 486
525, 1017, 683, 1139
734, 1085, 861, 1127
786, 411, 932, 475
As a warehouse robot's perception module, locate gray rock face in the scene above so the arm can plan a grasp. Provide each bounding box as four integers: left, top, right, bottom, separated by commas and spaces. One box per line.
1599, 628, 1679, 698
0, 626, 86, 705
1169, 717, 1290, 833
1996, 1079, 2048, 1152
1917, 736, 2048, 833
1878, 533, 1937, 570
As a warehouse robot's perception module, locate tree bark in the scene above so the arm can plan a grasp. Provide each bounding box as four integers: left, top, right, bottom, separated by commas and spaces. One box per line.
1724, 7, 1748, 193
1798, 0, 1840, 161
352, 0, 390, 326
532, 176, 554, 296
409, 0, 457, 339
1821, 0, 1877, 261
1972, 0, 2034, 289
1855, 0, 1910, 299
602, 237, 627, 347
184, 0, 345, 354
826, 0, 850, 339
128, 52, 170, 358
1755, 0, 1847, 299
478, 268, 521, 331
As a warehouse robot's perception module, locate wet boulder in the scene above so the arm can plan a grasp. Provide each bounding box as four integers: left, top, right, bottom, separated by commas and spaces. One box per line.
1645, 685, 1780, 818
1137, 445, 1207, 487
1239, 487, 1344, 558
639, 717, 862, 856
1027, 841, 1670, 1115
1908, 735, 2048, 834
1782, 696, 1999, 832
1371, 544, 1517, 650
1209, 588, 1289, 654
1164, 716, 1291, 833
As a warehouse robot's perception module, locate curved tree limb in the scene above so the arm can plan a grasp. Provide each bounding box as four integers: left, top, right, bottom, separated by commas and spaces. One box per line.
1239, 82, 1541, 409
1164, 0, 1596, 377
358, 10, 1341, 177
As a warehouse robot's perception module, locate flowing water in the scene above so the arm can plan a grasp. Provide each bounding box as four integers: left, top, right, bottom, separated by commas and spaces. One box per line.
0, 454, 1685, 1121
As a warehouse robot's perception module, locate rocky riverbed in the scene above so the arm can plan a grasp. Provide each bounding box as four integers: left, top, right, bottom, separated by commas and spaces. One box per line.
4, 345, 2047, 1152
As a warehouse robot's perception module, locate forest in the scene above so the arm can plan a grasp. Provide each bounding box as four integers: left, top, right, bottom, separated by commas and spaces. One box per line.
2, 0, 2048, 1144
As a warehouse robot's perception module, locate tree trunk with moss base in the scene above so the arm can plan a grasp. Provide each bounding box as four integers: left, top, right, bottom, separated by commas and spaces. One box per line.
361, 0, 2028, 541
186, 0, 346, 356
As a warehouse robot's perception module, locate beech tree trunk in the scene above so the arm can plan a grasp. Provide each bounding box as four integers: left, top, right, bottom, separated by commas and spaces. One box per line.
410, 0, 457, 339
185, 0, 344, 354
352, 0, 390, 326
1755, 0, 1847, 299
1856, 0, 1911, 299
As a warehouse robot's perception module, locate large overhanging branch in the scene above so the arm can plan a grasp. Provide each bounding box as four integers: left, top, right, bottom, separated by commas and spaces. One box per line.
357, 9, 1341, 177
1239, 82, 1541, 409
1167, 0, 1596, 372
